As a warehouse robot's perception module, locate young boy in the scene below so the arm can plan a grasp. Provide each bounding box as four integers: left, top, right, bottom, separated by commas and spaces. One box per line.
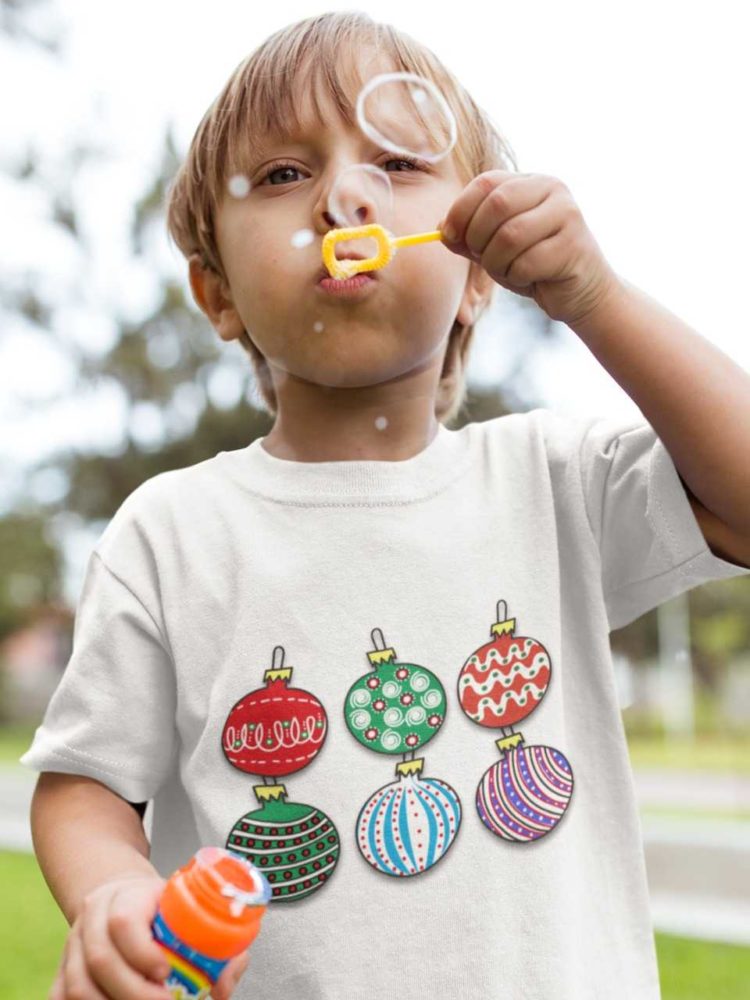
21, 11, 750, 1000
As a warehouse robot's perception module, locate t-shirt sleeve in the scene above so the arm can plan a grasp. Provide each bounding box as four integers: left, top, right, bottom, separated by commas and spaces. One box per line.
19, 547, 178, 803
577, 416, 750, 631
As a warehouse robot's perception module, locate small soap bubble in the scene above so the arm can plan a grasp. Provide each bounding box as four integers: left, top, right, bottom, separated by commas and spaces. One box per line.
374, 416, 389, 431
328, 163, 393, 229
227, 174, 251, 198
313, 321, 325, 333
356, 72, 457, 163
291, 228, 315, 248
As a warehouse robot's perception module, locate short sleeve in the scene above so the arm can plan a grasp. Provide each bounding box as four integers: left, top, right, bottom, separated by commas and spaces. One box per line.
19, 549, 178, 802
578, 417, 750, 631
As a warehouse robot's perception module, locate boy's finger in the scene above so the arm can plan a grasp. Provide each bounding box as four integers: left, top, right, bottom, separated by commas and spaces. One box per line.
47, 938, 69, 1000
79, 890, 171, 1000
47, 974, 64, 1000
63, 925, 110, 1000
440, 169, 517, 246
212, 950, 249, 999
463, 176, 551, 265
108, 880, 172, 983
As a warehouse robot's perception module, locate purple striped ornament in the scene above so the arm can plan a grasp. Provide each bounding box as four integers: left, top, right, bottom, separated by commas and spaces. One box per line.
476, 743, 574, 842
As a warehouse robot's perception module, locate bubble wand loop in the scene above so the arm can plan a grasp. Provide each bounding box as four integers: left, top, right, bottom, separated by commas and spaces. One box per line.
322, 223, 443, 281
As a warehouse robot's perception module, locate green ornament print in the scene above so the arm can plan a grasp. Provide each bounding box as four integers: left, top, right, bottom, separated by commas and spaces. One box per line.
226, 791, 340, 903
344, 639, 446, 755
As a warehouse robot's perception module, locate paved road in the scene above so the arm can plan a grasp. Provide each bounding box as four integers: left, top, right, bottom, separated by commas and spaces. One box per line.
636, 768, 750, 945
634, 768, 750, 812
1, 764, 37, 853
4, 764, 749, 945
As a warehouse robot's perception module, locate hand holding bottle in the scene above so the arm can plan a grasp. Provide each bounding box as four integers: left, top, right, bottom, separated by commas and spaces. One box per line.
49, 874, 173, 1000
49, 848, 268, 999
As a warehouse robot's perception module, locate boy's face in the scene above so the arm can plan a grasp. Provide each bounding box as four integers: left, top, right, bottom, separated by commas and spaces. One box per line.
191, 55, 488, 400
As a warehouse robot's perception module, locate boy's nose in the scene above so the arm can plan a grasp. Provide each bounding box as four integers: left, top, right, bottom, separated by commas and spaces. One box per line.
323, 205, 371, 228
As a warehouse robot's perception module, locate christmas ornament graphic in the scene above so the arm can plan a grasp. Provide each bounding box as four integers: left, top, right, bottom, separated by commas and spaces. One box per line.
226, 785, 340, 902
345, 628, 446, 755
458, 599, 551, 727
222, 647, 327, 776
476, 743, 573, 843
356, 769, 461, 876
221, 645, 340, 901
346, 628, 461, 877
459, 601, 574, 843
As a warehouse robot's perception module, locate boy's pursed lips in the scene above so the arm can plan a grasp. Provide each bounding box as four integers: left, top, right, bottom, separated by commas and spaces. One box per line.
316, 252, 378, 284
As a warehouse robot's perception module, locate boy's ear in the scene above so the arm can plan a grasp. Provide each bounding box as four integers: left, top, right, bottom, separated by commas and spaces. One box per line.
456, 259, 495, 327
188, 253, 245, 343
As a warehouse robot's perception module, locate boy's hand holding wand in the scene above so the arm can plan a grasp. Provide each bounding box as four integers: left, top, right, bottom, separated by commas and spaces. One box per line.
438, 170, 750, 566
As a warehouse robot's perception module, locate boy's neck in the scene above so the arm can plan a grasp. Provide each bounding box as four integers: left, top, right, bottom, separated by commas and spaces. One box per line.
260, 398, 442, 463
259, 353, 450, 462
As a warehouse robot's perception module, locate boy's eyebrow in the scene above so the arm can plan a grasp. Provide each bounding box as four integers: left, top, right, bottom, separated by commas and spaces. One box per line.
242, 129, 386, 163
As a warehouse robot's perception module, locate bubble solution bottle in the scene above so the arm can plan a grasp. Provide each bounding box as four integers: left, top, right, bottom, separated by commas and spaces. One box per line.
151, 846, 271, 999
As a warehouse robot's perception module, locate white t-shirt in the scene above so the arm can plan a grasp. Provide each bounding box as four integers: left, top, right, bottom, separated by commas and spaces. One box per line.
20, 408, 749, 1000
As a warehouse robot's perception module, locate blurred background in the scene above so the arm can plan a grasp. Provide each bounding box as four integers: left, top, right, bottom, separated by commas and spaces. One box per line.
0, 0, 748, 996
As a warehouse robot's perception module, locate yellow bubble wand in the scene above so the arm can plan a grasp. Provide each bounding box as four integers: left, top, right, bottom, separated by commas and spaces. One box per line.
322, 223, 443, 281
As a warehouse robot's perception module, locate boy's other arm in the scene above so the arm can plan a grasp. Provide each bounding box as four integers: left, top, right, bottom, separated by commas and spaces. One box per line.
679, 473, 750, 569
570, 278, 750, 569
30, 771, 158, 925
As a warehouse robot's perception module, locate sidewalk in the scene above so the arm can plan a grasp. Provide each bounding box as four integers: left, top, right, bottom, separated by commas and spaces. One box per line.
640, 814, 750, 946
633, 767, 750, 946
4, 764, 749, 944
1, 764, 36, 853
634, 767, 750, 812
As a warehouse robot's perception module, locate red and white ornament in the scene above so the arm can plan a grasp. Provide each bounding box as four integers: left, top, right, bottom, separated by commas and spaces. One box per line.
222, 646, 327, 778
458, 600, 551, 728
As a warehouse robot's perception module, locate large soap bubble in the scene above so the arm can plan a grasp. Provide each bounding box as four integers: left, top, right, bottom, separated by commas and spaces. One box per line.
356, 72, 457, 164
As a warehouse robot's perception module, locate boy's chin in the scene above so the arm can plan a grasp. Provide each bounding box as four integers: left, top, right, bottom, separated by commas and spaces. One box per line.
272, 355, 436, 394
269, 335, 442, 391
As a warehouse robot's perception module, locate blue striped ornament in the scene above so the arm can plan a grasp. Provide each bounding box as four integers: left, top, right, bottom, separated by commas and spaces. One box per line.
356, 770, 461, 876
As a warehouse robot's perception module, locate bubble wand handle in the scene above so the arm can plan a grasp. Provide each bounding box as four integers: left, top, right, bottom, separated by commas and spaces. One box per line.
390, 230, 442, 249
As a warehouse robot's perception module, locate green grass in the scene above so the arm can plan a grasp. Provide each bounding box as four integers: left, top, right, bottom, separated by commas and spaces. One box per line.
0, 851, 68, 997
656, 934, 750, 999
626, 734, 750, 775
1, 850, 748, 998
640, 805, 750, 823
0, 722, 38, 765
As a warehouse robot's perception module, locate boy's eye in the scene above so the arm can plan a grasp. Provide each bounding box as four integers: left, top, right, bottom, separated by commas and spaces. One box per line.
259, 155, 424, 186
382, 156, 422, 172
262, 163, 304, 186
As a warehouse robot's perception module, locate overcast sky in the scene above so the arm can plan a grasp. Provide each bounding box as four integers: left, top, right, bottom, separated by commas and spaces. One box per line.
2, 0, 749, 489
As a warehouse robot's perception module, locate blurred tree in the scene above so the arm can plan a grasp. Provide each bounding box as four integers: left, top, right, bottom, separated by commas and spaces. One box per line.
689, 577, 750, 691
0, 0, 61, 51
0, 514, 61, 642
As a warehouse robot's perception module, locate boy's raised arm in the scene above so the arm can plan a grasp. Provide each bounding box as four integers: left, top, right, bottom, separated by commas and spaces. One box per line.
30, 771, 158, 925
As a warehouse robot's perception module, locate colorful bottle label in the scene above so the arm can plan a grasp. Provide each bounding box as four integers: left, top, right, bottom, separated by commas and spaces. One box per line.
152, 911, 229, 999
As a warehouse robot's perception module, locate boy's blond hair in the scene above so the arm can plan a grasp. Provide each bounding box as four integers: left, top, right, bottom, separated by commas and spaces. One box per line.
166, 11, 518, 425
